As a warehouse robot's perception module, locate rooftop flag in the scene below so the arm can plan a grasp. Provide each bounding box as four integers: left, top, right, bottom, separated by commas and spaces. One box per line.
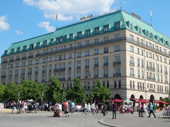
56, 13, 58, 20
150, 10, 152, 16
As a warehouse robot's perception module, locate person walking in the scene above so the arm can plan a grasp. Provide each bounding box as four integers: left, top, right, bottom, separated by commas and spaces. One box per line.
84, 102, 87, 115
64, 101, 69, 117
102, 102, 106, 116
148, 102, 156, 118
12, 101, 16, 114
138, 102, 143, 117
112, 101, 117, 119
58, 103, 62, 117
87, 103, 91, 114
17, 101, 21, 114
95, 104, 98, 114
143, 103, 148, 117
91, 102, 95, 114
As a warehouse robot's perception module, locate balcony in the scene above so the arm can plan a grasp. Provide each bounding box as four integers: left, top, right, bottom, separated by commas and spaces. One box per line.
1, 75, 6, 78
9, 59, 14, 62
130, 73, 135, 77
28, 72, 32, 75
113, 61, 121, 66
129, 62, 135, 66
147, 77, 155, 81
28, 55, 33, 58
104, 74, 108, 77
94, 75, 98, 78
113, 73, 121, 77
104, 63, 108, 66
22, 57, 26, 60
94, 64, 98, 67
15, 58, 20, 61
77, 66, 81, 69
164, 72, 168, 75
146, 66, 155, 71
85, 65, 89, 68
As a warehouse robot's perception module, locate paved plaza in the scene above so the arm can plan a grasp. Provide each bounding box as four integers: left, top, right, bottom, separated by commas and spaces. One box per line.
0, 110, 169, 127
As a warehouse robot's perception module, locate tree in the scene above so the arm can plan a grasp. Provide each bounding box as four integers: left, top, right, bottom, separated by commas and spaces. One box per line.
19, 79, 40, 101
0, 83, 5, 102
45, 76, 65, 103
67, 78, 86, 104
90, 79, 111, 103
4, 82, 18, 102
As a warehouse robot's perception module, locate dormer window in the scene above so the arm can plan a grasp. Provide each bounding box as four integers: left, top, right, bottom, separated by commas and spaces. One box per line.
95, 28, 99, 34
115, 23, 120, 29
64, 36, 67, 41
30, 44, 34, 49
11, 49, 14, 54
56, 38, 59, 43
17, 47, 20, 52
78, 32, 82, 38
4, 50, 7, 55
44, 41, 47, 46
145, 31, 148, 36
104, 25, 109, 32
51, 39, 53, 44
86, 30, 90, 36
23, 46, 27, 51
70, 34, 73, 40
148, 33, 151, 38
37, 42, 40, 48
157, 38, 159, 42
130, 24, 133, 30
138, 28, 141, 33
60, 37, 63, 42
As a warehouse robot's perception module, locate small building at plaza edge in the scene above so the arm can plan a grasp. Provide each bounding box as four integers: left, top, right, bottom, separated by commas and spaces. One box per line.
1, 10, 170, 103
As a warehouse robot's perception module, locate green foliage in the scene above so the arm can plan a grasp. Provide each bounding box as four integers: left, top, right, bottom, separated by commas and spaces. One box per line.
90, 79, 111, 103
19, 79, 40, 101
0, 83, 5, 102
4, 82, 18, 102
67, 78, 86, 104
45, 77, 65, 103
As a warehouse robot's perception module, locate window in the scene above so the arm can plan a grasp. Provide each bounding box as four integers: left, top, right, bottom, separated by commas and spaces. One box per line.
141, 60, 143, 68
130, 68, 134, 77
59, 46, 63, 52
130, 56, 134, 64
70, 34, 73, 40
30, 44, 34, 49
104, 69, 108, 77
86, 30, 90, 36
94, 49, 99, 55
22, 62, 25, 66
114, 34, 120, 41
86, 41, 90, 47
137, 59, 140, 67
95, 39, 99, 45
69, 53, 72, 59
77, 52, 81, 57
51, 39, 53, 44
130, 46, 134, 52
94, 70, 98, 76
114, 81, 117, 88
44, 41, 47, 46
114, 56, 120, 62
63, 55, 65, 60
138, 28, 141, 33
43, 50, 47, 55
95, 28, 99, 34
137, 48, 139, 54
78, 32, 82, 38
11, 49, 14, 54
77, 72, 81, 78
164, 58, 167, 63
17, 47, 20, 52
142, 71, 144, 79
70, 44, 72, 50
104, 58, 108, 66
104, 25, 109, 32
160, 56, 162, 62
129, 24, 133, 30
85, 60, 89, 67
115, 45, 120, 51
119, 81, 121, 88
137, 38, 139, 44
16, 63, 19, 67
43, 58, 46, 63
141, 50, 143, 55
29, 61, 32, 65
59, 55, 62, 60
104, 37, 108, 43
78, 42, 81, 48
69, 63, 71, 69
55, 56, 57, 61
37, 42, 40, 48
164, 49, 166, 54
130, 35, 133, 42
60, 37, 63, 42
94, 59, 98, 66
115, 23, 120, 29
23, 46, 27, 51
149, 52, 152, 58
115, 68, 120, 74
86, 51, 90, 56
104, 47, 108, 53
50, 48, 53, 53
138, 70, 140, 78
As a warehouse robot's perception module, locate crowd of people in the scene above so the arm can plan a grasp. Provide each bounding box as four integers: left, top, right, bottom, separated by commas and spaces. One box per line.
11, 100, 29, 114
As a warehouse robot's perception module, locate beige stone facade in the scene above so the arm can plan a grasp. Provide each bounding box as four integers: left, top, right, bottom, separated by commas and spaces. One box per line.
1, 29, 169, 101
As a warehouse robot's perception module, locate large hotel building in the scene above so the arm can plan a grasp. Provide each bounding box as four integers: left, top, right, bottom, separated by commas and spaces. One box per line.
1, 10, 170, 101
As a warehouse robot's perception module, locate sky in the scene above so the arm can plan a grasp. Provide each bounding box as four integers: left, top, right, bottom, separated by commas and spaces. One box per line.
0, 0, 170, 62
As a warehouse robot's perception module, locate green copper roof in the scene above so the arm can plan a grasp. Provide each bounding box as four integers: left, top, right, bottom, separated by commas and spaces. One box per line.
2, 10, 170, 57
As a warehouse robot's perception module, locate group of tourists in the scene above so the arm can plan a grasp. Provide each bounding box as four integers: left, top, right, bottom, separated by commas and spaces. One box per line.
11, 100, 28, 114
138, 102, 156, 118
84, 102, 99, 115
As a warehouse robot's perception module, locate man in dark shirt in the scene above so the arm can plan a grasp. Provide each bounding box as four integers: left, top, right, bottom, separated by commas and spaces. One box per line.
112, 101, 117, 119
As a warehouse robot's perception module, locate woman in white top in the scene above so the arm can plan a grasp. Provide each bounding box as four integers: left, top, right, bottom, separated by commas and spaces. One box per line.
58, 103, 62, 117
87, 103, 91, 114
143, 103, 148, 117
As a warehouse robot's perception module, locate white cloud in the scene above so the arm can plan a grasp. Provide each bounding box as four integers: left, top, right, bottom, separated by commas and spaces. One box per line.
23, 0, 116, 21
38, 21, 55, 32
16, 30, 24, 35
0, 15, 10, 31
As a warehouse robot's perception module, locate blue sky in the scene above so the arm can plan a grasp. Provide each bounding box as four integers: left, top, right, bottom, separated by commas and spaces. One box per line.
0, 0, 170, 62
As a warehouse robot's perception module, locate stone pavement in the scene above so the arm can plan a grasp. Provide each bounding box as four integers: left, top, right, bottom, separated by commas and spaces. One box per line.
99, 112, 170, 127
0, 110, 106, 127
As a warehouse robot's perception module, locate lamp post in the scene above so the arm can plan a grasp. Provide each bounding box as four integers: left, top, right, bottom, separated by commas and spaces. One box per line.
18, 92, 20, 102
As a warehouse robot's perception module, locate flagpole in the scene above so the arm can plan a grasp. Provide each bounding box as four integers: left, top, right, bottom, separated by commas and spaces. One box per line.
56, 13, 58, 29
56, 20, 57, 29
151, 15, 152, 26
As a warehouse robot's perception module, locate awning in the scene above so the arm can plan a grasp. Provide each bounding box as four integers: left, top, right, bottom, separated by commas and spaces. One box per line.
124, 100, 133, 103
135, 99, 149, 103
158, 101, 169, 105
111, 99, 123, 103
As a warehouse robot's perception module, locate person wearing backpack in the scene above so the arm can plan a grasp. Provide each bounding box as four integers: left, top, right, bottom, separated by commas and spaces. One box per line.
148, 102, 156, 118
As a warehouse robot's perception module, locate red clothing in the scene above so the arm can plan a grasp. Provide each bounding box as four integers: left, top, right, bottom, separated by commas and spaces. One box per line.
64, 102, 66, 107
112, 103, 117, 111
